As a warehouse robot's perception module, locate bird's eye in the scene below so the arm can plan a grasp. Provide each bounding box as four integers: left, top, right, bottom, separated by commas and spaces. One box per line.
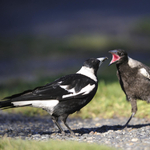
119, 52, 124, 56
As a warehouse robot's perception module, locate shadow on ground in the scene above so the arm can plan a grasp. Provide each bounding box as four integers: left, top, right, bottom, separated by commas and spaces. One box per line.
41, 122, 150, 135
0, 114, 150, 136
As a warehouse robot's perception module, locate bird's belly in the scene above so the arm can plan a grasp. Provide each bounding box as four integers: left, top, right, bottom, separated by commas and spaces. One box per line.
52, 99, 90, 116
124, 82, 150, 102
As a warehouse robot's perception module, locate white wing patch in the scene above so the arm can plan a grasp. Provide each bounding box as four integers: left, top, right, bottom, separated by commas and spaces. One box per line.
12, 100, 59, 115
139, 68, 150, 79
60, 84, 95, 98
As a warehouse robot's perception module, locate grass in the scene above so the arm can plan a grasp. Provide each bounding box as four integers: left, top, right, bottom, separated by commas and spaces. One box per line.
0, 71, 121, 150
1, 69, 150, 119
0, 35, 110, 59
1, 44, 150, 150
1, 16, 150, 60
1, 31, 150, 61
1, 17, 150, 150
0, 138, 115, 150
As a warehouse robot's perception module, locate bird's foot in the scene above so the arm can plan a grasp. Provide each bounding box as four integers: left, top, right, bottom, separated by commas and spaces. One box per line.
122, 125, 128, 130
61, 131, 66, 136
68, 131, 76, 137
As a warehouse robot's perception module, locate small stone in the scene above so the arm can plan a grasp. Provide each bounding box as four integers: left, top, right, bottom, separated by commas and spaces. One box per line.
75, 133, 80, 136
86, 136, 93, 140
95, 123, 101, 126
131, 138, 139, 142
89, 131, 94, 135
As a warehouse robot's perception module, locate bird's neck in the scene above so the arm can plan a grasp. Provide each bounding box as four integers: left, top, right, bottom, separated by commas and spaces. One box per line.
116, 59, 137, 80
76, 66, 97, 82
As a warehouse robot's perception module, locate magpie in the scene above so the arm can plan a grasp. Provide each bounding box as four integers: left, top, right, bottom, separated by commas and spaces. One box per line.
0, 57, 108, 135
109, 49, 150, 128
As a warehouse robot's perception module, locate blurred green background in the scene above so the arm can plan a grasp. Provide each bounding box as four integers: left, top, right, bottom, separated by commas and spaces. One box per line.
1, 0, 150, 118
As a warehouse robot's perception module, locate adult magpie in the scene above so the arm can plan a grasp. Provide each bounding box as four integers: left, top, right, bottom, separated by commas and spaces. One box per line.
109, 49, 150, 127
0, 57, 107, 135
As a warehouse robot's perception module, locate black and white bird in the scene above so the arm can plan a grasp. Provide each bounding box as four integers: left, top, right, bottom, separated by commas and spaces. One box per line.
109, 49, 150, 127
0, 57, 107, 135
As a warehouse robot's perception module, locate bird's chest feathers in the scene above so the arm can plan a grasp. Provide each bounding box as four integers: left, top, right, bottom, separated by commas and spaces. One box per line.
117, 64, 138, 89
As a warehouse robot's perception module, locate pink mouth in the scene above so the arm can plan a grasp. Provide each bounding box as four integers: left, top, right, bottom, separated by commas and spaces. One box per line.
110, 53, 120, 64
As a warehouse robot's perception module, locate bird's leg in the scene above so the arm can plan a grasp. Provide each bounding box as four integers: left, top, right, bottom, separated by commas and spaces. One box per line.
51, 116, 65, 135
122, 112, 135, 128
123, 98, 137, 128
60, 114, 75, 136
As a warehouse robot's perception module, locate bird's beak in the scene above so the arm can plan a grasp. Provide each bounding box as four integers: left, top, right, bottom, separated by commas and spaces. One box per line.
109, 50, 120, 65
97, 57, 108, 66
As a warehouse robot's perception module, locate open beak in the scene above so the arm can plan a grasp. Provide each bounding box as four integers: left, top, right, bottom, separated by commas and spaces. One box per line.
109, 50, 120, 65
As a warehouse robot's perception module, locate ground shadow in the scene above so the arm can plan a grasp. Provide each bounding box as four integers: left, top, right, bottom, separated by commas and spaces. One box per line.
41, 123, 150, 135
71, 123, 150, 135
1, 114, 150, 136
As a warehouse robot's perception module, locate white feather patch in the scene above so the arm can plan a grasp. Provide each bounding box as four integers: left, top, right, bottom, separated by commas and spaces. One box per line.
128, 57, 141, 68
139, 68, 150, 79
12, 100, 59, 114
76, 66, 97, 81
60, 84, 95, 98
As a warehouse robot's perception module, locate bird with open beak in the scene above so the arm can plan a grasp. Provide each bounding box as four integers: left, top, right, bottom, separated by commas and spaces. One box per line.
109, 49, 150, 128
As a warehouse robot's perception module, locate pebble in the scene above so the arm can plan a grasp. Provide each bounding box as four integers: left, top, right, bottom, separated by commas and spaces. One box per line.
0, 113, 150, 150
131, 138, 139, 142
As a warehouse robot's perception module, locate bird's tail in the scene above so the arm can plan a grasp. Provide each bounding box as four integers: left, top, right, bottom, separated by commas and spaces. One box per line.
0, 100, 14, 109
0, 89, 35, 110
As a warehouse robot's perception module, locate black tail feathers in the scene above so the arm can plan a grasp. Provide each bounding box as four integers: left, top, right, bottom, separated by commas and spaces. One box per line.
0, 100, 14, 110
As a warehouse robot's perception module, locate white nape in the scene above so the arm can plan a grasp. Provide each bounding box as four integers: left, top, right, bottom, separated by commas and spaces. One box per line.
128, 57, 141, 68
76, 66, 97, 81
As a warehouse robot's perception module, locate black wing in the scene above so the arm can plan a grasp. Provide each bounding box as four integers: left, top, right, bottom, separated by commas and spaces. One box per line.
3, 74, 97, 102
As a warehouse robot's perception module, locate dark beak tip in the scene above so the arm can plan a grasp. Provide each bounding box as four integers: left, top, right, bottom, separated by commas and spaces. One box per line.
108, 50, 113, 54
109, 50, 118, 54
103, 57, 108, 62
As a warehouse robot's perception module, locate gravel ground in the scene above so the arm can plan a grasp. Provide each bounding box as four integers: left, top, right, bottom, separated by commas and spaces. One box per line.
0, 113, 150, 150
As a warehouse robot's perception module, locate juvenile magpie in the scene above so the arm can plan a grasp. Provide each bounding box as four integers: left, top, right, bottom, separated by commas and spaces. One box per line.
0, 57, 107, 135
109, 49, 150, 127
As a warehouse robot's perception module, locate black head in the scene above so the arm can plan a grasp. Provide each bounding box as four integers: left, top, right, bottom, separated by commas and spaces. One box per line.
109, 49, 128, 65
83, 57, 108, 74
